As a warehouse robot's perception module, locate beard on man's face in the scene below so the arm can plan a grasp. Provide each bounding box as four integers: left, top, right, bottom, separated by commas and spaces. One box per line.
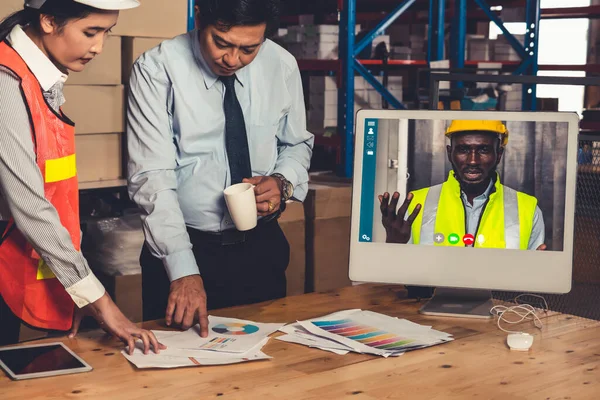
452, 164, 497, 194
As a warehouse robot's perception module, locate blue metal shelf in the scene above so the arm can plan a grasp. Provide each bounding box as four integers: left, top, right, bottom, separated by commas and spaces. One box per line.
188, 1, 195, 31
337, 0, 541, 178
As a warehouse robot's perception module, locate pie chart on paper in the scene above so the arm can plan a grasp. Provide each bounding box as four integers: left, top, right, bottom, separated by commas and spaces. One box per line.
212, 322, 260, 335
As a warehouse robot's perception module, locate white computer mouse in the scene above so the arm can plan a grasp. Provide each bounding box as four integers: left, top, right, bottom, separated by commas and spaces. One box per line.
507, 333, 534, 351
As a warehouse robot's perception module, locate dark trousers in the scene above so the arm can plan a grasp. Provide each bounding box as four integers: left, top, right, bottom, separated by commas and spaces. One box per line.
0, 294, 21, 346
141, 219, 290, 321
0, 220, 21, 346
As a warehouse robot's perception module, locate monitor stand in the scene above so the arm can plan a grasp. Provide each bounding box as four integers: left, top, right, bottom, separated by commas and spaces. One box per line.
418, 288, 494, 319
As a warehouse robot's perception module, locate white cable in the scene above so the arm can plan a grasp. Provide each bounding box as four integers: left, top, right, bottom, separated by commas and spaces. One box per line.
490, 294, 548, 334
514, 293, 549, 312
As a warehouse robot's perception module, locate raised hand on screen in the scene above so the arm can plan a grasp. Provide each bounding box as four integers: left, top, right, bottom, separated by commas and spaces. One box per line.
378, 192, 421, 244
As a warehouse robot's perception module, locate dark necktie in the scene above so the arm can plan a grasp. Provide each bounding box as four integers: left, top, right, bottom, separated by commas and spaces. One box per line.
220, 75, 252, 185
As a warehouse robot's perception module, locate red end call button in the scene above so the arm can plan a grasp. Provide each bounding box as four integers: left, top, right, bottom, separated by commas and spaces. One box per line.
463, 234, 475, 246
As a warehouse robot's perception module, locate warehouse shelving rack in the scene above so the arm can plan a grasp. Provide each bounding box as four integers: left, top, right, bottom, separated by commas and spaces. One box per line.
335, 0, 543, 177
186, 1, 599, 178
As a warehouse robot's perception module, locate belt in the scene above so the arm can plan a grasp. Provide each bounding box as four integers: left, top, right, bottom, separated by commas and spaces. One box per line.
188, 211, 281, 246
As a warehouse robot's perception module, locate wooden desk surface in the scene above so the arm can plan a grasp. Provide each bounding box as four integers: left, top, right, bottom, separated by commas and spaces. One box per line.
1, 284, 599, 400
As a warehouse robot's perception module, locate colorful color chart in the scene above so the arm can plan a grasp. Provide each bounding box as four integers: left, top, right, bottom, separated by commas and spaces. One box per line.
199, 337, 237, 350
212, 323, 260, 336
312, 319, 415, 350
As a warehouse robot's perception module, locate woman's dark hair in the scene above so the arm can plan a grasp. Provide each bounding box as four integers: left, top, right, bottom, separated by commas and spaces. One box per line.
195, 0, 281, 37
0, 0, 97, 42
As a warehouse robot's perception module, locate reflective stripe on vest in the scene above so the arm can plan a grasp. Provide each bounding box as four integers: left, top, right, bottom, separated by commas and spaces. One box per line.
408, 172, 536, 249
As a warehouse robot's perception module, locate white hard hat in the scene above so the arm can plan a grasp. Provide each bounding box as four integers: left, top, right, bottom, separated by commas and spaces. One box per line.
25, 0, 140, 10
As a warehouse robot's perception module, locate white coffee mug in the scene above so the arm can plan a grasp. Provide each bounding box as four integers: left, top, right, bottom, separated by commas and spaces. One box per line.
223, 182, 258, 231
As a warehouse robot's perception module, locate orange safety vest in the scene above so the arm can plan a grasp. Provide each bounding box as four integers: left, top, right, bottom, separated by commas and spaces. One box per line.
0, 41, 79, 331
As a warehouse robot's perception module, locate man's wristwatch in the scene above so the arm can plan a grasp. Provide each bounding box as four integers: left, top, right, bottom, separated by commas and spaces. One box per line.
271, 173, 294, 210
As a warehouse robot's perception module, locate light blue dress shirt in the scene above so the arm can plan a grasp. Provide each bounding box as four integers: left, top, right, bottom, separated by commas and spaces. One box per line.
460, 180, 545, 250
126, 30, 314, 282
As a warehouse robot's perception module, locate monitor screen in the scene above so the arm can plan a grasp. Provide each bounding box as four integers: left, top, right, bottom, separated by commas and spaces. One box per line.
349, 110, 578, 294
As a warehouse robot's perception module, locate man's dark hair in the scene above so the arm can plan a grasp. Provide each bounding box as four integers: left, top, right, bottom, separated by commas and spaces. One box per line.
195, 0, 280, 37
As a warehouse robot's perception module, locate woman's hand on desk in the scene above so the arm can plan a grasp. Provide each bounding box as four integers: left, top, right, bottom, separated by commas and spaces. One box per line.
69, 292, 166, 355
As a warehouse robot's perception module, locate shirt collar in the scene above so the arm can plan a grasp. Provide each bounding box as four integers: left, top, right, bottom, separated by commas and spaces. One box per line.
460, 174, 496, 202
191, 29, 248, 89
7, 25, 68, 91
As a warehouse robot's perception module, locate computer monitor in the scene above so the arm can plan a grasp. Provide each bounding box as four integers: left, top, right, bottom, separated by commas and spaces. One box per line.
349, 110, 579, 318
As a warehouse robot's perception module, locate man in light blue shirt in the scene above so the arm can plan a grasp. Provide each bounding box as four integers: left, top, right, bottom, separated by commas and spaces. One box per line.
127, 0, 314, 336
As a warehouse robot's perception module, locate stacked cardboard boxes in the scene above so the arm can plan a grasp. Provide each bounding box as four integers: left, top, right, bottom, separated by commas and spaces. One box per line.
63, 84, 125, 184
304, 182, 353, 293
64, 0, 188, 188
370, 34, 391, 59
466, 35, 493, 61
494, 34, 526, 61
278, 201, 307, 296
285, 25, 338, 60
387, 23, 428, 60
282, 24, 362, 60
502, 85, 524, 111
121, 37, 167, 83
85, 0, 188, 314
307, 76, 403, 131
0, 0, 24, 19
501, 7, 527, 23
115, 0, 189, 82
111, 0, 189, 38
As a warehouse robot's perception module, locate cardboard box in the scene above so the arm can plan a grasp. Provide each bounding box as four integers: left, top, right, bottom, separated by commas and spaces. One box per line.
76, 133, 123, 183
537, 98, 559, 112
63, 85, 124, 135
310, 76, 338, 93
279, 201, 306, 296
304, 182, 353, 293
308, 119, 337, 131
122, 37, 167, 84
111, 0, 188, 38
387, 24, 411, 46
0, 0, 21, 18
18, 324, 48, 343
66, 37, 121, 85
309, 90, 338, 106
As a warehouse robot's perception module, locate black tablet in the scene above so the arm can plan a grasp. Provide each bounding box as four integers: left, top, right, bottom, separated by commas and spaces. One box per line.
0, 342, 92, 380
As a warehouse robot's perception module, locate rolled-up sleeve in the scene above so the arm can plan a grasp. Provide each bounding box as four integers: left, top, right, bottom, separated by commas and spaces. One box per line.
273, 60, 314, 202
126, 61, 199, 282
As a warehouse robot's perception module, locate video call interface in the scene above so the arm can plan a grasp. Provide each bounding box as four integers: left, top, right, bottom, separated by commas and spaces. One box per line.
358, 118, 569, 252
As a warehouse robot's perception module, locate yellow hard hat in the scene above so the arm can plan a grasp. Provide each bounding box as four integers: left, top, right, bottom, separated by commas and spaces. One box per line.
445, 120, 509, 147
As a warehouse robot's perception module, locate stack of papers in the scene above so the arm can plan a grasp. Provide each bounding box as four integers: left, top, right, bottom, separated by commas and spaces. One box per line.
276, 309, 453, 357
122, 316, 285, 368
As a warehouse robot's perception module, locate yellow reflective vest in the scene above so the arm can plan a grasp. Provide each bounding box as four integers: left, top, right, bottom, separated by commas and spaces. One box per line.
407, 172, 538, 249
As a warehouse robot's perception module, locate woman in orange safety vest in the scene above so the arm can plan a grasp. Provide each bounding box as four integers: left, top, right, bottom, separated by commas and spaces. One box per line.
0, 0, 164, 355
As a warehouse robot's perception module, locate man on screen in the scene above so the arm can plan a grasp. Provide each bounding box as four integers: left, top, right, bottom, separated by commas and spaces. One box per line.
378, 120, 546, 250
